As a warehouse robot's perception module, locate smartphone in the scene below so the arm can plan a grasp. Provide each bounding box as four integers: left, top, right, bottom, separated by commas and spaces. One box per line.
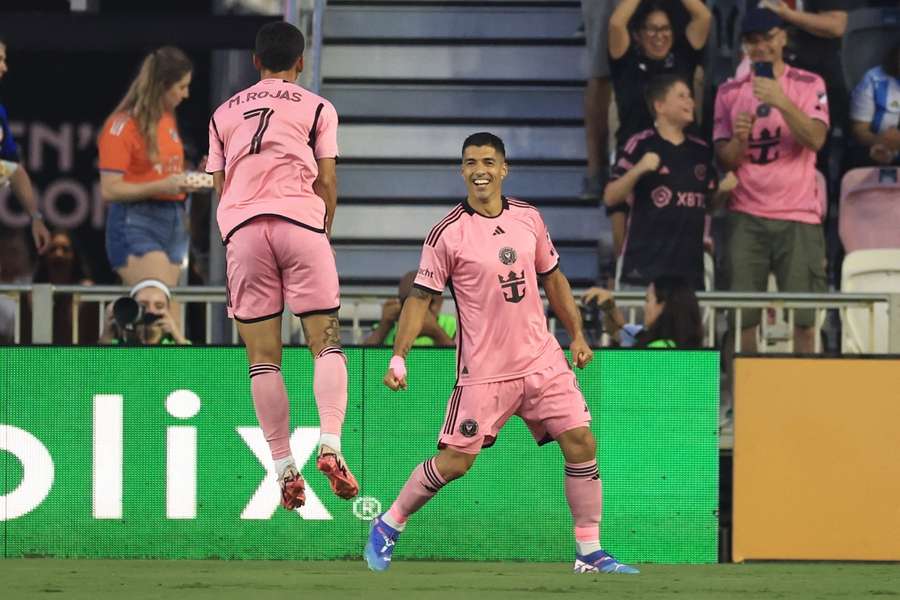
753, 61, 774, 78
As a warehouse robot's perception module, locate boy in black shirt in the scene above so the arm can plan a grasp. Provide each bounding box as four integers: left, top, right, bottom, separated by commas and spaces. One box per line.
605, 75, 723, 290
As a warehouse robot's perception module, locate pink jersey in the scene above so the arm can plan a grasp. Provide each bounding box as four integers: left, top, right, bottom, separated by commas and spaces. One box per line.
414, 197, 562, 386
207, 78, 339, 241
713, 65, 829, 224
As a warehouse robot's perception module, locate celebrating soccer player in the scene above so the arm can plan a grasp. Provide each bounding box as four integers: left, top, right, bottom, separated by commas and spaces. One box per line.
364, 132, 638, 575
206, 22, 358, 510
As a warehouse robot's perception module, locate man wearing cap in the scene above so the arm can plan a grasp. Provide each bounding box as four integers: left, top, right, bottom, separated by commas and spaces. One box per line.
714, 8, 830, 354
99, 279, 189, 345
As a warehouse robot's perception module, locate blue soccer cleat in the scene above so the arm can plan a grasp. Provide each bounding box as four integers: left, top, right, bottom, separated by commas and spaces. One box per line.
364, 513, 400, 572
573, 549, 640, 574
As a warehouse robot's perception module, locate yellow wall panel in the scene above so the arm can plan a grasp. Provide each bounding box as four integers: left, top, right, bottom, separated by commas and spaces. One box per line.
733, 358, 900, 562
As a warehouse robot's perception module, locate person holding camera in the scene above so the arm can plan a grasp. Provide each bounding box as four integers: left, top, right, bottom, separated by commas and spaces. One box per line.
99, 279, 188, 345
582, 275, 703, 348
713, 8, 830, 354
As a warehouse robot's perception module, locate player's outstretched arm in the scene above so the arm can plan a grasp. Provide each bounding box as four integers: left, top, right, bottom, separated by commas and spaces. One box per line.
383, 288, 433, 390
542, 269, 593, 369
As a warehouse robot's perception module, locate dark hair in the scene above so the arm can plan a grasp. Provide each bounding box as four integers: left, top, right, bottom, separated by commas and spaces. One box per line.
255, 21, 305, 71
632, 1, 672, 32
462, 132, 506, 158
33, 229, 92, 284
882, 40, 900, 79
638, 275, 703, 348
644, 74, 690, 118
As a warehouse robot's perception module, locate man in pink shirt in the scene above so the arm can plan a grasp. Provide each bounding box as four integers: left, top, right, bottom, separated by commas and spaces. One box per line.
713, 8, 829, 354
207, 22, 358, 511
363, 132, 638, 575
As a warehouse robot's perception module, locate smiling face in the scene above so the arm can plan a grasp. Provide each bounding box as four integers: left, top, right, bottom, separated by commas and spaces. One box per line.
742, 27, 787, 65
637, 10, 674, 61
654, 80, 695, 126
461, 144, 508, 204
163, 71, 192, 112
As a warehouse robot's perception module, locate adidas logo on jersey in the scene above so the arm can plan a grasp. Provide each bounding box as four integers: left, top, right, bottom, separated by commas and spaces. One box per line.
492, 226, 506, 236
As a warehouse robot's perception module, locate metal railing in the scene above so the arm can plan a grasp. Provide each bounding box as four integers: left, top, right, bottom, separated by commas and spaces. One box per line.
2, 284, 899, 353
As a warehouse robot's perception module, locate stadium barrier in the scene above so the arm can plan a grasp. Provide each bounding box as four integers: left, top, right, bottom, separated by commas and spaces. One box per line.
732, 357, 900, 562
1, 347, 718, 563
2, 284, 899, 353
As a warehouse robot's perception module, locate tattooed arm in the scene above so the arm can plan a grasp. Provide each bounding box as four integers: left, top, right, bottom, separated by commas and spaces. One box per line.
390, 287, 435, 359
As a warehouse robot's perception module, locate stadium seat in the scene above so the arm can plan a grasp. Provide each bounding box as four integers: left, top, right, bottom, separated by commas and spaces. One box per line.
841, 7, 900, 89
840, 249, 900, 354
838, 167, 900, 254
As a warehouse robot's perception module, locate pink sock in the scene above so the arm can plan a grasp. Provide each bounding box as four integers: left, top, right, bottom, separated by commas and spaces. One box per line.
249, 363, 291, 460
313, 347, 347, 436
387, 458, 447, 524
565, 460, 603, 545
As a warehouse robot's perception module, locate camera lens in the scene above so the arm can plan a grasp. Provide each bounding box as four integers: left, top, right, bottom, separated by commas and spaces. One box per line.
112, 297, 141, 328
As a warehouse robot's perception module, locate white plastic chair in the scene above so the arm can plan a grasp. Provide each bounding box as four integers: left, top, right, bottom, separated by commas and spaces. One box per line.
840, 249, 900, 354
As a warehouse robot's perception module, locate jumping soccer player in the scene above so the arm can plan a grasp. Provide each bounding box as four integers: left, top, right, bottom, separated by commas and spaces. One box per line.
206, 21, 358, 510
364, 132, 638, 575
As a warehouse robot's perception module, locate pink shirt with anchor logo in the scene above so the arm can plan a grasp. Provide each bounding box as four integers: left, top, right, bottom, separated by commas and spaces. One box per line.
414, 197, 562, 386
713, 64, 829, 224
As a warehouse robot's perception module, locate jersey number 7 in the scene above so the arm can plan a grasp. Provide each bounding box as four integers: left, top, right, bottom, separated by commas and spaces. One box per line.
242, 108, 275, 155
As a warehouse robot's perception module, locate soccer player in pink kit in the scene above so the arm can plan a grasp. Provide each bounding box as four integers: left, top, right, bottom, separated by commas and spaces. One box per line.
364, 133, 638, 574
206, 22, 358, 510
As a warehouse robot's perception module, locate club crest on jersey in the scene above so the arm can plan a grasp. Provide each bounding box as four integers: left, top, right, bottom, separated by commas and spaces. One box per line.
498, 246, 518, 265
460, 419, 479, 437
694, 164, 707, 181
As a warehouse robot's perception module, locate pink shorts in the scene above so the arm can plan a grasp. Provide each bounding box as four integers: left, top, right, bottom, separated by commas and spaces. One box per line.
224, 216, 339, 322
438, 351, 591, 454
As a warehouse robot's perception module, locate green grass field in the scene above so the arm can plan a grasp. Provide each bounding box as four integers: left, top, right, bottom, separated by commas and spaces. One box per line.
0, 560, 897, 600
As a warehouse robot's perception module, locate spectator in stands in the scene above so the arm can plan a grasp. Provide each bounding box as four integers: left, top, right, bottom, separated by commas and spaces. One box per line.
98, 46, 196, 290
604, 74, 723, 291
32, 229, 99, 344
714, 8, 830, 354
607, 0, 712, 260
759, 0, 850, 129
582, 275, 703, 348
849, 40, 900, 166
0, 36, 51, 255
580, 0, 617, 200
99, 279, 189, 345
0, 227, 32, 343
364, 270, 456, 347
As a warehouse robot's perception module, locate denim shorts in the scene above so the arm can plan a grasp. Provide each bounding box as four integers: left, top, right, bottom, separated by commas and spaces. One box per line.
105, 201, 189, 270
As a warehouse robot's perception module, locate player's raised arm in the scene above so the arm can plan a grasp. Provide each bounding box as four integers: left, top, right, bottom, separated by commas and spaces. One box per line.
384, 287, 434, 390
542, 269, 593, 369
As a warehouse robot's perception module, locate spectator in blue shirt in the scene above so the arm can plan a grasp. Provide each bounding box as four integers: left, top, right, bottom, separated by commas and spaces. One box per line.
850, 41, 900, 166
0, 36, 50, 254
